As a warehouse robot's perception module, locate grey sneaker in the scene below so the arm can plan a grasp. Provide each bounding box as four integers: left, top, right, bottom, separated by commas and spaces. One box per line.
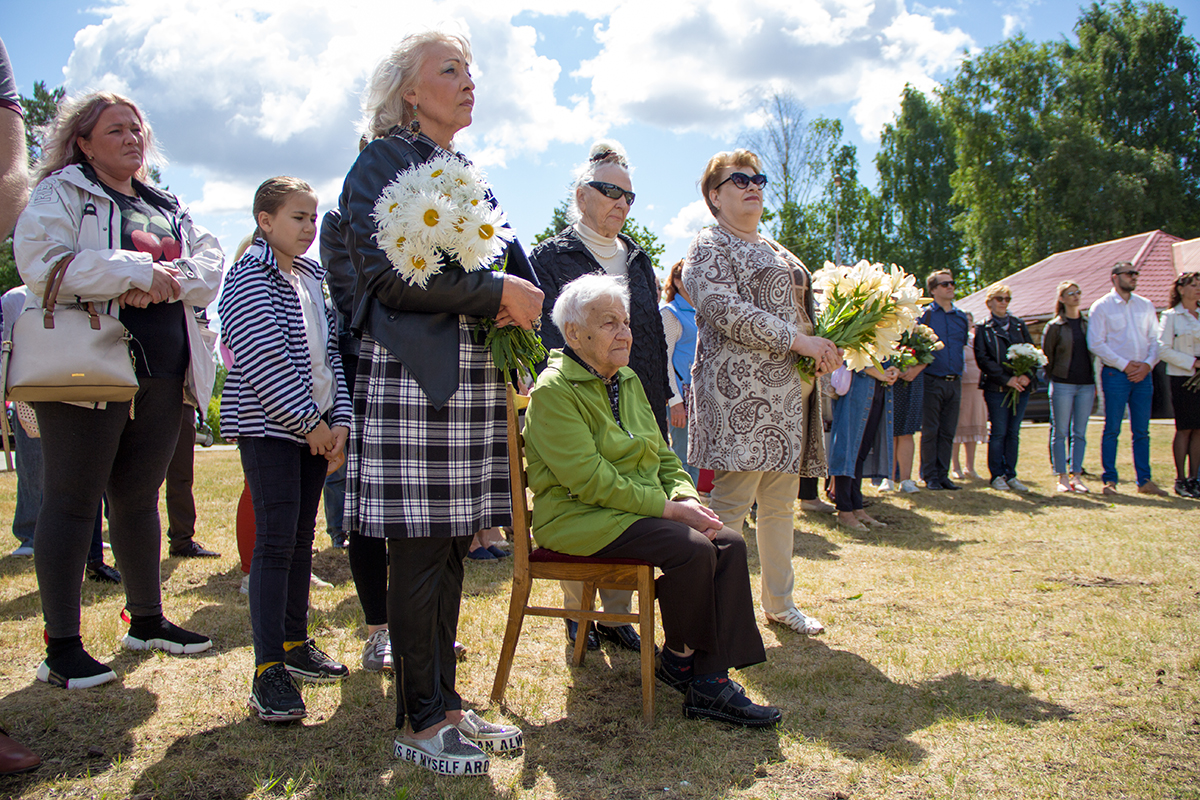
362, 629, 393, 672
991, 476, 1010, 491
899, 479, 920, 493
1007, 477, 1029, 492
394, 723, 490, 776
455, 710, 523, 753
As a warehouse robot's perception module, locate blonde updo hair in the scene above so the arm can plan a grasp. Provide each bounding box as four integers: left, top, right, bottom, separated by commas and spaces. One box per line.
34, 90, 163, 185
567, 139, 631, 224
361, 31, 472, 141
699, 149, 762, 217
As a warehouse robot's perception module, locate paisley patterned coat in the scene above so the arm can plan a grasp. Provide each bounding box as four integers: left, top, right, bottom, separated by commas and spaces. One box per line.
682, 225, 827, 477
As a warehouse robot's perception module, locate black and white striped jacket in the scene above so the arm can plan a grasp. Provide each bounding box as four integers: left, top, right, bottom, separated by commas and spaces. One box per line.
218, 239, 351, 443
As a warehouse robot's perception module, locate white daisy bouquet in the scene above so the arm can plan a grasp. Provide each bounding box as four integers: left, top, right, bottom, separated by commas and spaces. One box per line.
373, 154, 547, 379
1003, 342, 1048, 411
801, 260, 929, 377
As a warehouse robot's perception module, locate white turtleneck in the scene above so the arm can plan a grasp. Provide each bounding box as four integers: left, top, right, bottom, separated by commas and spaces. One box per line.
573, 221, 628, 277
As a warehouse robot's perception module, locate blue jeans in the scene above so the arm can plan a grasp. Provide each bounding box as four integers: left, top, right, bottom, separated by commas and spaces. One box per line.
669, 420, 700, 484
1100, 366, 1153, 486
1049, 381, 1095, 475
240, 436, 328, 665
983, 388, 1030, 481
323, 461, 346, 536
12, 421, 42, 547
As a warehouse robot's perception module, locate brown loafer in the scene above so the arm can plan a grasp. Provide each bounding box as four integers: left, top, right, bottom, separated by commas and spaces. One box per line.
0, 730, 40, 775
1137, 480, 1169, 497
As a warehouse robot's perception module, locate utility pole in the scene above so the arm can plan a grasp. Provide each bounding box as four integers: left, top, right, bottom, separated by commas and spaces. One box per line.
833, 175, 843, 267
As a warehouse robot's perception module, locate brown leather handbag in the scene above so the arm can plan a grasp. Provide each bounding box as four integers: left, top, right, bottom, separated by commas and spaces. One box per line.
2, 256, 139, 403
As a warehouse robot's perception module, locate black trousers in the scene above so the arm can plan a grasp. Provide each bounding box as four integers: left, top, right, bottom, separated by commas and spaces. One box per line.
387, 536, 471, 733
33, 377, 184, 639
593, 518, 766, 675
165, 408, 197, 546
920, 374, 962, 484
348, 531, 388, 626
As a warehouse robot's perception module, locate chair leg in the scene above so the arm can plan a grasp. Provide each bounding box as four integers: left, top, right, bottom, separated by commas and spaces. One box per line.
572, 582, 595, 667
637, 567, 656, 726
491, 572, 533, 704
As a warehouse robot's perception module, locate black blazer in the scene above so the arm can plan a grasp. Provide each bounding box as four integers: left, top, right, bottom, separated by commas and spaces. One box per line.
974, 314, 1038, 392
338, 132, 538, 409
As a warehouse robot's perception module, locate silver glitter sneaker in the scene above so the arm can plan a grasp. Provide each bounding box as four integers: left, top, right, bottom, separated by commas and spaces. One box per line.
394, 724, 490, 776
455, 709, 523, 753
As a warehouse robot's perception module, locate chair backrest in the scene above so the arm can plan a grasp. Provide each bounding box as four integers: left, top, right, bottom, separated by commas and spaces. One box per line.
505, 384, 534, 568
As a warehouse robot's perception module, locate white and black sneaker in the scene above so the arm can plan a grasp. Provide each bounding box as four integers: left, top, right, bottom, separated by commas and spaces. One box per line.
121, 617, 212, 655
394, 723, 490, 776
284, 639, 348, 683
35, 648, 116, 690
250, 663, 306, 722
455, 710, 523, 753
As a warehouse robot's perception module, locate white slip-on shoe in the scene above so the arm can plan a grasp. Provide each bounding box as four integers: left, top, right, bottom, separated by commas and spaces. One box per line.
394, 724, 490, 776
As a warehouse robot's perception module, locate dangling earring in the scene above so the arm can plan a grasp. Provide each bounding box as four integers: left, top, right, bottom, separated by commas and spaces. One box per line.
407, 103, 420, 135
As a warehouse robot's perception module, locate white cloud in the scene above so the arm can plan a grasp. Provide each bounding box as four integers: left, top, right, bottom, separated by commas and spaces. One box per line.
664, 199, 713, 244
1002, 14, 1025, 38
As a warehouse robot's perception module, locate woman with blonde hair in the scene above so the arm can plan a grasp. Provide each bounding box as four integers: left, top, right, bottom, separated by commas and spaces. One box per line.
1041, 281, 1095, 492
684, 148, 838, 637
14, 90, 223, 688
975, 283, 1036, 491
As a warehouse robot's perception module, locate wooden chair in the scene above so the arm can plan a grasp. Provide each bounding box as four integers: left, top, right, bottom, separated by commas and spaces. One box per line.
490, 384, 657, 725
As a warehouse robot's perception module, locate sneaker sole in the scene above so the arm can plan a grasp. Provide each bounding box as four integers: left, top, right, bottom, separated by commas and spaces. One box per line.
35, 661, 116, 689
361, 660, 393, 673
682, 704, 782, 728
248, 696, 306, 722
285, 665, 348, 684
121, 635, 212, 655
461, 730, 523, 753
393, 739, 490, 776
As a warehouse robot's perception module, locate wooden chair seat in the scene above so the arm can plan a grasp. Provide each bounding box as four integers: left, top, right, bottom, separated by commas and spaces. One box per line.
490, 385, 657, 725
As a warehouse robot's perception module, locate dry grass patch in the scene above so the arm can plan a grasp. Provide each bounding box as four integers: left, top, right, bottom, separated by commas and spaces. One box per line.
0, 421, 1197, 799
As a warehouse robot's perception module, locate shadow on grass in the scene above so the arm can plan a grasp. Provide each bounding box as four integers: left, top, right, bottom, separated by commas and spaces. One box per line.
757, 638, 1072, 762
0, 682, 157, 794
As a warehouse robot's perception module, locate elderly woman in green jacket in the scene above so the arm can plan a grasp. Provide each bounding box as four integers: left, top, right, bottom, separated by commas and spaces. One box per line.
524, 274, 779, 728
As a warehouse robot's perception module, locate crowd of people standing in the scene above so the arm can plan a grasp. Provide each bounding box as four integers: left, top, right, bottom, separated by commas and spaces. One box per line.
1, 26, 1198, 781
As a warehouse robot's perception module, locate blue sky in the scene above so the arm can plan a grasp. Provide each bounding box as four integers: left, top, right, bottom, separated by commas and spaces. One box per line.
4, 0, 1196, 312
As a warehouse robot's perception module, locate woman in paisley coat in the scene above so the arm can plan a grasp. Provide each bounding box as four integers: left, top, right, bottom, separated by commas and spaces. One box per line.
683, 149, 839, 638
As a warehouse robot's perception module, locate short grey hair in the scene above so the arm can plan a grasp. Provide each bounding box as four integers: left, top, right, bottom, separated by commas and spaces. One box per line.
361, 31, 472, 141
551, 274, 631, 336
566, 139, 632, 224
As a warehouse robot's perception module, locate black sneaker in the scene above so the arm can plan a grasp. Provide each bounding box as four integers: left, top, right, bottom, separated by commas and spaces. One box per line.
35, 648, 116, 690
85, 561, 122, 584
122, 617, 212, 655
330, 531, 348, 549
1189, 478, 1200, 498
683, 677, 782, 728
1176, 478, 1199, 498
284, 639, 348, 683
250, 663, 306, 722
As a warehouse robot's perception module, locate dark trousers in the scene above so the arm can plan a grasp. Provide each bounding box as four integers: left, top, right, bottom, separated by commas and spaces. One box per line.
348, 531, 388, 626
33, 377, 183, 639
983, 388, 1030, 481
919, 375, 962, 485
837, 381, 887, 512
388, 536, 470, 733
593, 518, 766, 675
165, 408, 197, 546
240, 435, 328, 665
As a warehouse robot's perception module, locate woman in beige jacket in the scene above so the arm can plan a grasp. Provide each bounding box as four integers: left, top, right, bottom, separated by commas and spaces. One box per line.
683, 149, 838, 637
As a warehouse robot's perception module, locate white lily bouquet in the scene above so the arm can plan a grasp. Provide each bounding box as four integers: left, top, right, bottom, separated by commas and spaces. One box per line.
373, 154, 547, 379
1003, 342, 1047, 411
802, 260, 929, 377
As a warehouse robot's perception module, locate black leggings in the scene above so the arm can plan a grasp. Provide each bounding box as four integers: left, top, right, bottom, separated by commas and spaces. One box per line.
33, 377, 184, 639
836, 381, 886, 513
348, 531, 388, 626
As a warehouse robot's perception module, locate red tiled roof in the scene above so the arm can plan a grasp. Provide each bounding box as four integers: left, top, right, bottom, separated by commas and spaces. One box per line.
957, 230, 1184, 322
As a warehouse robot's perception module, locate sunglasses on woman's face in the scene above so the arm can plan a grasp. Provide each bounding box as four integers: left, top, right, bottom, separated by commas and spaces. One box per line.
1064, 289, 1081, 297
587, 181, 635, 205
716, 172, 768, 190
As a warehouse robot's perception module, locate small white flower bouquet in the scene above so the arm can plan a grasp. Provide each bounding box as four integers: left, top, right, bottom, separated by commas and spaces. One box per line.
803, 260, 929, 377
895, 323, 944, 369
373, 154, 546, 379
1003, 342, 1047, 411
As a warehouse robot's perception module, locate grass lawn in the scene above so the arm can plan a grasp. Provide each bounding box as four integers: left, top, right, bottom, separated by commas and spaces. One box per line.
0, 420, 1197, 799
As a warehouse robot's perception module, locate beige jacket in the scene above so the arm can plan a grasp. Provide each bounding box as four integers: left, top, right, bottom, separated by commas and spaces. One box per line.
682, 225, 826, 476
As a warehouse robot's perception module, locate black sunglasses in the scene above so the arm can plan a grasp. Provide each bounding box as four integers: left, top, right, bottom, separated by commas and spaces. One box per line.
935, 280, 955, 288
716, 172, 768, 191
587, 181, 635, 205
1116, 270, 1140, 277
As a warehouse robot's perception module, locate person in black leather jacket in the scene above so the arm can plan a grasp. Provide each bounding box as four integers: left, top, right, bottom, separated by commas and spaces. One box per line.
974, 283, 1037, 492
338, 32, 540, 774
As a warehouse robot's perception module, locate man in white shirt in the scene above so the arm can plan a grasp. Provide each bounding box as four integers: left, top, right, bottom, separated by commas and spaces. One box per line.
1086, 262, 1168, 496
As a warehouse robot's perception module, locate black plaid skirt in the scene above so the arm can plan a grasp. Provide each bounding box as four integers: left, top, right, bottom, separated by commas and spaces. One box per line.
345, 321, 511, 539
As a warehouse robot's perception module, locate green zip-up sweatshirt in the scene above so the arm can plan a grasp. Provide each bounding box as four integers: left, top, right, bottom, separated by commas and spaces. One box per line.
525, 350, 699, 556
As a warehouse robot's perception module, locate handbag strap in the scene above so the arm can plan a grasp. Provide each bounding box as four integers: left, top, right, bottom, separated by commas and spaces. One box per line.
39, 256, 102, 331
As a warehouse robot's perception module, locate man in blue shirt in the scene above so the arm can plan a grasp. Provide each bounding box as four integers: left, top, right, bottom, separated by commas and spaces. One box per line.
918, 270, 971, 489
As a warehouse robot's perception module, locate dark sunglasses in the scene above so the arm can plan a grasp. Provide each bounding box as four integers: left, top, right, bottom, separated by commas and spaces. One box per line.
587, 181, 635, 205
935, 280, 955, 288
993, 296, 1012, 302
1063, 289, 1081, 297
1116, 270, 1140, 277
716, 172, 768, 191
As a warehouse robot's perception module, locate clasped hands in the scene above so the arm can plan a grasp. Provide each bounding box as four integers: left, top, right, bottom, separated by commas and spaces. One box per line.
118, 263, 184, 308
663, 497, 724, 541
791, 332, 842, 376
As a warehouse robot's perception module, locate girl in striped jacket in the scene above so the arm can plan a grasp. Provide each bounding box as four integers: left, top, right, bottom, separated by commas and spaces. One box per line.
219, 177, 352, 723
